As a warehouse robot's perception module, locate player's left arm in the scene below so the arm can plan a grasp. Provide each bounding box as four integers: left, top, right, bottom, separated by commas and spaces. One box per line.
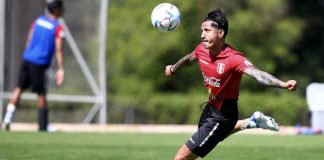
244, 67, 297, 91
54, 27, 64, 86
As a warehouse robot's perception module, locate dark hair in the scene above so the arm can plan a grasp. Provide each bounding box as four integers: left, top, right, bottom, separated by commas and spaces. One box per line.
47, 0, 64, 14
203, 8, 228, 37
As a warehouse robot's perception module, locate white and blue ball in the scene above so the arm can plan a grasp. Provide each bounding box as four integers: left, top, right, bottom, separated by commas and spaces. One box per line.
151, 3, 180, 32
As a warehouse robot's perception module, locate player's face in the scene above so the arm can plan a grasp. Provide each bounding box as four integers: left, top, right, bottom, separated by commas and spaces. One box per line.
200, 21, 224, 49
54, 8, 64, 17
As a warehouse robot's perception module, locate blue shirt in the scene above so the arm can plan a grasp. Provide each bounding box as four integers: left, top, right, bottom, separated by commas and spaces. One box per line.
23, 15, 63, 67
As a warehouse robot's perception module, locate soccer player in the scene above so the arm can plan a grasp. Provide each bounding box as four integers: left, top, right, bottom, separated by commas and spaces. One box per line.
165, 8, 297, 160
2, 0, 64, 131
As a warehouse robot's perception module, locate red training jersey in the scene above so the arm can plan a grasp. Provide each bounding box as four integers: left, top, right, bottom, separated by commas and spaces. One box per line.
191, 42, 253, 109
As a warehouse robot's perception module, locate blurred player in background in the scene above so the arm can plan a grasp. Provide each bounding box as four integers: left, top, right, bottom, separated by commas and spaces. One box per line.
165, 8, 297, 160
2, 0, 64, 131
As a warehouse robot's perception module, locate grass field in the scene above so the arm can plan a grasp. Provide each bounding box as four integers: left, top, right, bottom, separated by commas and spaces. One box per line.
0, 132, 323, 160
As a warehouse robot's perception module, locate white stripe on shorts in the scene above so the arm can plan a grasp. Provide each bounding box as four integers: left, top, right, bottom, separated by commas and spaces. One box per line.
199, 122, 220, 147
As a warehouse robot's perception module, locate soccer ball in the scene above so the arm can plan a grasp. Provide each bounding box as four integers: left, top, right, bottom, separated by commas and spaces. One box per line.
151, 3, 180, 32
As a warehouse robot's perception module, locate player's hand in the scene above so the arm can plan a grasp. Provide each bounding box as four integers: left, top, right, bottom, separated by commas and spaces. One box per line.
283, 80, 297, 91
165, 65, 175, 77
55, 69, 64, 86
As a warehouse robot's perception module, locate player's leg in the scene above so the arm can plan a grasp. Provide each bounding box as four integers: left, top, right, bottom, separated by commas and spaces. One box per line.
30, 63, 48, 131
2, 61, 30, 130
2, 88, 23, 130
9, 87, 23, 105
229, 119, 255, 135
37, 94, 48, 131
229, 111, 279, 135
174, 144, 198, 160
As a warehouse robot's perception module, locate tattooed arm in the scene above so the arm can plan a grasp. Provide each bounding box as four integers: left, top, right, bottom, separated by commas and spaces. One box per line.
165, 53, 197, 76
244, 67, 297, 91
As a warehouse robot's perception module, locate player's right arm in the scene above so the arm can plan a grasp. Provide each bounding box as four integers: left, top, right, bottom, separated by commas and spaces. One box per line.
165, 52, 197, 76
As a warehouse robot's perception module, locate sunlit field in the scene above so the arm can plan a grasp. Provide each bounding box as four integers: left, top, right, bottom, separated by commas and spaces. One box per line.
0, 132, 323, 160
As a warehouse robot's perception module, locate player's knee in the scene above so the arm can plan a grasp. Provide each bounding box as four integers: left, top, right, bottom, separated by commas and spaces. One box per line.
174, 153, 196, 160
175, 144, 197, 160
174, 154, 185, 160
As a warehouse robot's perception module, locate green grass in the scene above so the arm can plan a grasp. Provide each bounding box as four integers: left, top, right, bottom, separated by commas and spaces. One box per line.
0, 132, 323, 160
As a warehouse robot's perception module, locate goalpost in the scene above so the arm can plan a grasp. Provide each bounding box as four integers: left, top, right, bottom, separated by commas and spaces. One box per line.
0, 0, 5, 124
0, 0, 109, 124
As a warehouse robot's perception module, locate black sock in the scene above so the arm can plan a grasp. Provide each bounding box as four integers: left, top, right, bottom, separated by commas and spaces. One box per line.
38, 108, 48, 131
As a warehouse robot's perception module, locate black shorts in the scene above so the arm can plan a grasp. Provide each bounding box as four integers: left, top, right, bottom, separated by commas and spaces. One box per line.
186, 99, 238, 158
18, 60, 48, 95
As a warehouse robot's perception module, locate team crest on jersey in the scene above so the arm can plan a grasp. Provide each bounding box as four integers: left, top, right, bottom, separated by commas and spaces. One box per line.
217, 63, 225, 74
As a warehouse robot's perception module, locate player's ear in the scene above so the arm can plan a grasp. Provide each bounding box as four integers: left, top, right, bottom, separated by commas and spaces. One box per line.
218, 29, 225, 38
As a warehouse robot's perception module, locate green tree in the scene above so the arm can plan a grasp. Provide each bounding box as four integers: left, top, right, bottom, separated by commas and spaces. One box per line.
289, 0, 324, 92
107, 0, 306, 124
225, 0, 303, 91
